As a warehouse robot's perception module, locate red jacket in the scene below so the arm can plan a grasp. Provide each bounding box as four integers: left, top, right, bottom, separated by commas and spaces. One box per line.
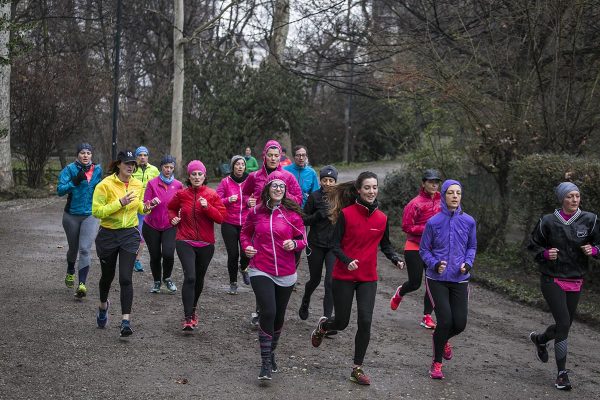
216, 175, 250, 226
402, 188, 441, 245
241, 204, 306, 276
167, 185, 226, 243
332, 203, 388, 282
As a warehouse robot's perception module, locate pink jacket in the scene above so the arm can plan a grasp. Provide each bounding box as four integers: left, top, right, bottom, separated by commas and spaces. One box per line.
402, 188, 441, 245
240, 204, 307, 276
143, 176, 184, 231
242, 140, 303, 206
216, 175, 250, 226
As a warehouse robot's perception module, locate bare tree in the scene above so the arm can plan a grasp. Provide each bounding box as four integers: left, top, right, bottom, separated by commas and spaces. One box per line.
0, 1, 12, 190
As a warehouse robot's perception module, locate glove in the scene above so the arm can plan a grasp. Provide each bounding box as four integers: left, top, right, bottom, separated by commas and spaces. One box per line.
72, 169, 87, 186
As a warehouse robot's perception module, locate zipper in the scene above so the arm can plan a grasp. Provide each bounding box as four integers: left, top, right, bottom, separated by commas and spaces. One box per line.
270, 211, 278, 275
238, 182, 243, 226
193, 188, 200, 240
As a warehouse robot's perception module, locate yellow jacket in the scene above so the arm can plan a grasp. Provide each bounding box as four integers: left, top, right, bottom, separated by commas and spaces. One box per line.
92, 174, 147, 229
132, 163, 160, 191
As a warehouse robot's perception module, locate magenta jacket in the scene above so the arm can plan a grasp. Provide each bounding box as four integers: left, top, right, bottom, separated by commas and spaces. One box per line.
241, 204, 307, 276
143, 176, 183, 231
216, 175, 250, 226
242, 140, 303, 206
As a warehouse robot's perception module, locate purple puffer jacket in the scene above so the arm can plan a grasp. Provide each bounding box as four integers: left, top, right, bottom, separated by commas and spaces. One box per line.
143, 176, 183, 231
240, 204, 306, 277
216, 175, 250, 226
420, 179, 477, 282
242, 139, 303, 206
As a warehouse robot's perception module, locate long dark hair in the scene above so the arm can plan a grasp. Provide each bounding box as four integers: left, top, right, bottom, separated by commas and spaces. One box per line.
107, 160, 138, 176
259, 182, 303, 216
328, 171, 378, 224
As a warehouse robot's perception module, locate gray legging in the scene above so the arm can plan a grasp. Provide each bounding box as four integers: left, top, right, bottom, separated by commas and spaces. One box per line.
62, 212, 99, 270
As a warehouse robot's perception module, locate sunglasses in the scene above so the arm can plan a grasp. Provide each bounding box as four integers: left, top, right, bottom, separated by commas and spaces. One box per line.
270, 183, 286, 190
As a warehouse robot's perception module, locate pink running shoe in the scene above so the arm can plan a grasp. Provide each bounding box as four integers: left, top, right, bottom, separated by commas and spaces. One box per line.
429, 361, 444, 379
191, 312, 199, 328
390, 286, 403, 310
443, 341, 453, 360
182, 317, 194, 332
420, 314, 436, 329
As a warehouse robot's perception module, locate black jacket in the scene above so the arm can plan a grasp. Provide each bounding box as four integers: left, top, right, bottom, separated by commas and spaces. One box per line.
528, 209, 600, 278
302, 188, 335, 248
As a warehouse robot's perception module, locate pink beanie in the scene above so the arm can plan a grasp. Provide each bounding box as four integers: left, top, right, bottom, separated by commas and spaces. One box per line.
187, 160, 206, 175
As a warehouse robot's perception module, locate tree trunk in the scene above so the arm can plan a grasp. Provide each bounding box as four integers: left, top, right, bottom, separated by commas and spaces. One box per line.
267, 0, 289, 66
0, 2, 13, 190
171, 0, 184, 177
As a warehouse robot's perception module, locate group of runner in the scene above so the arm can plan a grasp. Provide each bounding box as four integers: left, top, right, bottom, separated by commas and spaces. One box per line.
57, 140, 598, 390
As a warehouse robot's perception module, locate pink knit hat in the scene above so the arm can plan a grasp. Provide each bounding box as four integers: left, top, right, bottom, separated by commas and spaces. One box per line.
187, 160, 206, 175
264, 170, 287, 190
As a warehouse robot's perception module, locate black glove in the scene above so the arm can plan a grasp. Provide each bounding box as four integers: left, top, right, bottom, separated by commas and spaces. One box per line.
72, 169, 87, 186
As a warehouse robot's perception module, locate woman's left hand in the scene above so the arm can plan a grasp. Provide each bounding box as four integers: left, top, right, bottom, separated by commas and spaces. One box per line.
143, 200, 157, 213
581, 244, 594, 256
282, 239, 296, 251
396, 260, 405, 270
460, 263, 467, 274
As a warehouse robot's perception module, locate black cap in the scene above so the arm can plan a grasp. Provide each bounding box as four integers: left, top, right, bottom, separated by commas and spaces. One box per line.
422, 169, 442, 181
319, 165, 338, 181
77, 143, 93, 154
117, 149, 136, 163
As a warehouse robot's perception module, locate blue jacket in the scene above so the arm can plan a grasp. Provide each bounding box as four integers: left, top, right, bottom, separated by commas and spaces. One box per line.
283, 163, 320, 207
420, 179, 477, 282
57, 162, 103, 216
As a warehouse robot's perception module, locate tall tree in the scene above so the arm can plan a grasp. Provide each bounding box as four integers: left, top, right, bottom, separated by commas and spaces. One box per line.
0, 1, 12, 190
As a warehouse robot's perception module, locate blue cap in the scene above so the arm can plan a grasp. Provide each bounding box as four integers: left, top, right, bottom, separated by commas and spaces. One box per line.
135, 146, 149, 157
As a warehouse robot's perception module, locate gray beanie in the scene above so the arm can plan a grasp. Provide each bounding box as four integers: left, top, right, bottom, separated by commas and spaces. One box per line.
555, 182, 579, 203
230, 155, 246, 170
319, 165, 338, 181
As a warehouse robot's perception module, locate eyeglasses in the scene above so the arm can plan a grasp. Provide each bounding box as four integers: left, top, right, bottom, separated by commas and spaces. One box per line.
294, 153, 307, 159
271, 183, 286, 190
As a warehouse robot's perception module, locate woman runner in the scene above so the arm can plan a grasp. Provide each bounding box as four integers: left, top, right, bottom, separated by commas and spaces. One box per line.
528, 182, 600, 390
310, 171, 403, 385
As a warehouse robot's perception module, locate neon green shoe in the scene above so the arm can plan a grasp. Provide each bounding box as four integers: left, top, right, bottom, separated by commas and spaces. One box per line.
65, 273, 75, 289
74, 282, 87, 298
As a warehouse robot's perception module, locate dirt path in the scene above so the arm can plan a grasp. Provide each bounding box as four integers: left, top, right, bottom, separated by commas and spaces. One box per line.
1, 165, 599, 399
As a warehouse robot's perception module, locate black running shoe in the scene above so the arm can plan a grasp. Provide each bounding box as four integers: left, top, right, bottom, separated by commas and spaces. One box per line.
120, 319, 133, 337
555, 370, 572, 390
529, 331, 548, 363
298, 299, 309, 320
258, 363, 272, 380
311, 316, 328, 347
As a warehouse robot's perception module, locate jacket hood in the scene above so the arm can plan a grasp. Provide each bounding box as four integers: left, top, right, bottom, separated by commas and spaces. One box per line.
262, 139, 283, 169
441, 179, 462, 214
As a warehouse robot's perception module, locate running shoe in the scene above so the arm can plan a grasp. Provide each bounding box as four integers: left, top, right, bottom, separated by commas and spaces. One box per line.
258, 363, 272, 380
350, 367, 371, 385
298, 299, 310, 320
163, 278, 177, 293
74, 282, 87, 298
421, 314, 436, 329
429, 361, 444, 379
311, 316, 328, 348
251, 312, 259, 327
65, 273, 75, 289
529, 331, 549, 363
182, 317, 194, 332
228, 282, 238, 295
150, 281, 161, 293
271, 353, 278, 373
390, 285, 403, 310
96, 300, 109, 328
241, 268, 250, 285
134, 260, 144, 272
555, 370, 572, 390
443, 341, 453, 360
120, 319, 133, 337
191, 310, 199, 328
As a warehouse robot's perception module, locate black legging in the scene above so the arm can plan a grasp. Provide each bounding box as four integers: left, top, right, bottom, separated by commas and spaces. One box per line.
537, 275, 581, 371
251, 275, 294, 335
302, 245, 335, 318
398, 250, 434, 315
426, 278, 468, 363
98, 249, 136, 314
176, 241, 215, 318
142, 224, 176, 282
323, 280, 377, 365
221, 222, 249, 283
